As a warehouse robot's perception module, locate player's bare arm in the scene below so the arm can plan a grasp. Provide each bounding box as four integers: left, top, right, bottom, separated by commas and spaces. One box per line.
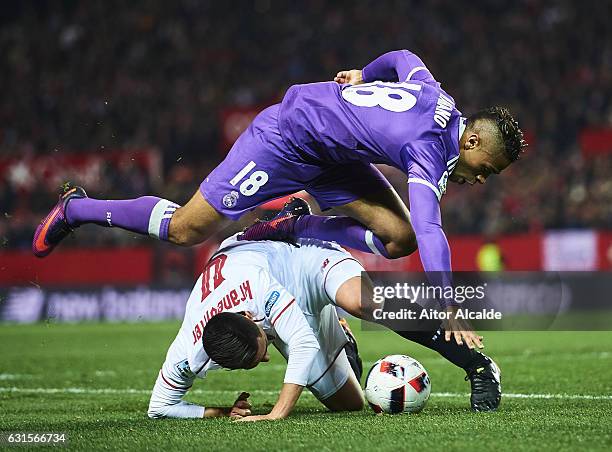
202, 299, 321, 422
236, 383, 303, 422
225, 323, 307, 422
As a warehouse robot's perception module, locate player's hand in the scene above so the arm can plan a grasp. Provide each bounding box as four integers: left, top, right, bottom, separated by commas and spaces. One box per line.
334, 69, 363, 85
229, 391, 252, 418
234, 414, 278, 422
443, 307, 484, 349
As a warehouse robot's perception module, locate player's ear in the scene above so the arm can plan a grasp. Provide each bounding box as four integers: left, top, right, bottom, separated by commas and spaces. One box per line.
465, 133, 479, 150
239, 311, 255, 320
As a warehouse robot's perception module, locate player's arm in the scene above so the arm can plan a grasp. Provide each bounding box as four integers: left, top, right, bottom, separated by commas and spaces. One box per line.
407, 181, 451, 274
335, 50, 437, 86
363, 49, 437, 84
147, 365, 204, 419
238, 294, 320, 421
148, 356, 251, 419
408, 175, 483, 349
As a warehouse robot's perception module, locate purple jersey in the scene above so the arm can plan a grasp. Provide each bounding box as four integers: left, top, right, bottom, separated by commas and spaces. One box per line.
202, 50, 463, 284
279, 50, 464, 201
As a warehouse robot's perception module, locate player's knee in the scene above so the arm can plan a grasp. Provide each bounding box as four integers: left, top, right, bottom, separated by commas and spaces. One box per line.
384, 231, 417, 259
350, 395, 365, 411
324, 380, 366, 412
168, 209, 205, 247
335, 395, 365, 412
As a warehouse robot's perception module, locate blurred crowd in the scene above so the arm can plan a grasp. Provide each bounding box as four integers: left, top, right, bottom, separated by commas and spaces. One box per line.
1, 0, 611, 251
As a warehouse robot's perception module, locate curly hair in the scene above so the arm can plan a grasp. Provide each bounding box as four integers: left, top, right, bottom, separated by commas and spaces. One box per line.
466, 106, 527, 161
202, 312, 261, 369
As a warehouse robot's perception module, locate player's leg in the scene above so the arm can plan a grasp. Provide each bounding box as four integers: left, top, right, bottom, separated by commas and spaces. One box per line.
334, 274, 489, 367
167, 190, 228, 246
239, 163, 416, 258
333, 273, 501, 411
299, 296, 364, 412
305, 344, 364, 412
32, 174, 227, 256
65, 186, 229, 247
307, 163, 417, 258
331, 185, 415, 259
32, 184, 188, 257
64, 187, 225, 246
317, 361, 364, 412
33, 104, 302, 256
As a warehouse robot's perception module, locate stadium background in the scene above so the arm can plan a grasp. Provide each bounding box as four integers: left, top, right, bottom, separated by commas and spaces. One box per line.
0, 1, 611, 316
1, 3, 611, 450
0, 0, 612, 320
0, 0, 612, 321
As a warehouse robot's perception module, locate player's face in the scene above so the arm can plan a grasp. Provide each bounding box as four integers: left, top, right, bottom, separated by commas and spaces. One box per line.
246, 327, 271, 369
451, 132, 511, 185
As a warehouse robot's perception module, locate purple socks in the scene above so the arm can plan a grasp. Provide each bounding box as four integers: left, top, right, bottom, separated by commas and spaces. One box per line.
65, 196, 179, 241
294, 215, 390, 257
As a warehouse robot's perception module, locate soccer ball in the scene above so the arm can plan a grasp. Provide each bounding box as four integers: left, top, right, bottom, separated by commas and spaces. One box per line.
364, 354, 431, 414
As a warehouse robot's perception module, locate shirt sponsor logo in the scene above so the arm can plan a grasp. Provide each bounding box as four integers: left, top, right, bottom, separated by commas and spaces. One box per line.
265, 291, 280, 316
175, 359, 195, 379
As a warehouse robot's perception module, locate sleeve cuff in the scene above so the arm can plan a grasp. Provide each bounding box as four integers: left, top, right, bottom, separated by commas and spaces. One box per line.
361, 66, 371, 83
283, 377, 308, 386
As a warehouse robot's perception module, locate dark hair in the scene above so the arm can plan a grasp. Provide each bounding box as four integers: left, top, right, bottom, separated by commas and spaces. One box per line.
202, 312, 261, 369
466, 106, 526, 162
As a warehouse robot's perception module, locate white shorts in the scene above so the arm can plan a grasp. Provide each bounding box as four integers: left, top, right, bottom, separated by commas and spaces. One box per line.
308, 348, 352, 401
274, 303, 355, 400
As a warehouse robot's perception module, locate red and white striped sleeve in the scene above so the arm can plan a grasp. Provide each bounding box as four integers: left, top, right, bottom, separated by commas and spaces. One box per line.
148, 338, 204, 419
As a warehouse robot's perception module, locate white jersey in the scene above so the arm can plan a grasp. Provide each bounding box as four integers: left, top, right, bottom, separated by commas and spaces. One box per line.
148, 235, 363, 418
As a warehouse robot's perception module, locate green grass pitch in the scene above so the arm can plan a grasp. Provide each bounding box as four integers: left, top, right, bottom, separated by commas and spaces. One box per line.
1, 322, 611, 451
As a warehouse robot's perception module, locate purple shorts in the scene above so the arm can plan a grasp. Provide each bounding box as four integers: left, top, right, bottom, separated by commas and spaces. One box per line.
201, 104, 391, 220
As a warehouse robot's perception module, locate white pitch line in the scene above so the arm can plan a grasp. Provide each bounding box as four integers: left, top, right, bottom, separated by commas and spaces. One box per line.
434, 392, 612, 401
1, 350, 610, 381
0, 387, 288, 397
1, 387, 611, 400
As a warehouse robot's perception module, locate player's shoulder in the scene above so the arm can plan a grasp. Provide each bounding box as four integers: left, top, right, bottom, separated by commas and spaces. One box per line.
200, 239, 276, 297
409, 83, 461, 144
293, 238, 353, 263
219, 250, 272, 289
414, 81, 456, 111
215, 234, 274, 264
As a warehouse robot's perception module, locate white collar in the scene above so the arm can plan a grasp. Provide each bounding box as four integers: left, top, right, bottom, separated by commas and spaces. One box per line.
458, 116, 467, 145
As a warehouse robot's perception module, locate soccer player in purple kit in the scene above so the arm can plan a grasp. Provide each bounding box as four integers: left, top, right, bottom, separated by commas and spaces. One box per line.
34, 50, 524, 373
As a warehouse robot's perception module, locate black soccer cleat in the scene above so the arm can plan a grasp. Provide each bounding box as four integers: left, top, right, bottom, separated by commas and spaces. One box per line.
32, 183, 87, 258
465, 358, 501, 412
238, 197, 312, 244
339, 317, 363, 382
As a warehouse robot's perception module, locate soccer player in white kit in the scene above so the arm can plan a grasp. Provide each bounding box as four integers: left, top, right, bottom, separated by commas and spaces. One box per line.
148, 198, 502, 418
147, 234, 367, 420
